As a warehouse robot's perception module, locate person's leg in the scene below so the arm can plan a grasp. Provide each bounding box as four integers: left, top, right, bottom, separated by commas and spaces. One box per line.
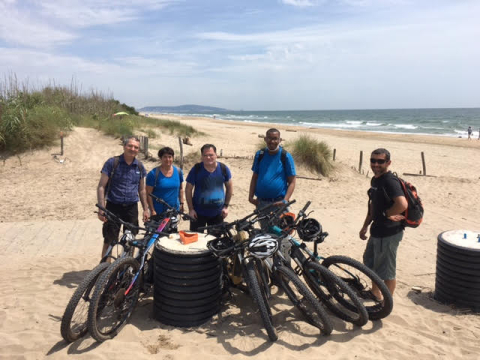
190, 214, 208, 232
381, 231, 403, 295
121, 203, 139, 236
363, 236, 383, 299
206, 214, 224, 226
102, 202, 122, 260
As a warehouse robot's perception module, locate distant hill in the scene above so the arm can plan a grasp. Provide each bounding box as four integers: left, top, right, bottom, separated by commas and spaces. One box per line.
139, 104, 230, 114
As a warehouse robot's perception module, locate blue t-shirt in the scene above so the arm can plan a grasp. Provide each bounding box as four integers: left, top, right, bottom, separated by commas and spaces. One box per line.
146, 166, 184, 214
186, 162, 232, 217
101, 155, 146, 204
252, 147, 296, 199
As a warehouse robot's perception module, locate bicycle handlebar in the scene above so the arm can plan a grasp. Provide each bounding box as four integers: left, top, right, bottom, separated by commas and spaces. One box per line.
149, 193, 195, 221
95, 204, 170, 238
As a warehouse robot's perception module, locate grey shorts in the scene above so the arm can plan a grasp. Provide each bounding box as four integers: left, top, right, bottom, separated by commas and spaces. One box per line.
363, 231, 403, 280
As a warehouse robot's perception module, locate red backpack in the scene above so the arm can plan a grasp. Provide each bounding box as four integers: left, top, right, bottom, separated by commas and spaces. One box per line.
393, 173, 424, 228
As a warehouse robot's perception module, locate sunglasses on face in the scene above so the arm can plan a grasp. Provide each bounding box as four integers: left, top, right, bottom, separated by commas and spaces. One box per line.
370, 158, 387, 164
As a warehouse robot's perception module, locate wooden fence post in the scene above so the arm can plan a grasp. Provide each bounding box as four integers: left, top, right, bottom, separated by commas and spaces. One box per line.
359, 151, 363, 173
60, 132, 64, 156
178, 136, 184, 170
333, 149, 336, 161
421, 152, 426, 176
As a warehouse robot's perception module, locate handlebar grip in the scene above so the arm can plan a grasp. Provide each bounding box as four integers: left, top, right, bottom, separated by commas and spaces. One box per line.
301, 201, 311, 213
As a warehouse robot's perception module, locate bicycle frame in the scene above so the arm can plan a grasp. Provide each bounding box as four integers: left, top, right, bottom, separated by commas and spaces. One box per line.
124, 217, 170, 295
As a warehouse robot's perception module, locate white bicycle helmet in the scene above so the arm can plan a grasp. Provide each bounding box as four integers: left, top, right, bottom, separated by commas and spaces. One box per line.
248, 234, 279, 259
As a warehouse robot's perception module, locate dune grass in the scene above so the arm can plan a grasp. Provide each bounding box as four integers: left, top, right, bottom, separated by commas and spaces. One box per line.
0, 75, 201, 155
287, 135, 333, 176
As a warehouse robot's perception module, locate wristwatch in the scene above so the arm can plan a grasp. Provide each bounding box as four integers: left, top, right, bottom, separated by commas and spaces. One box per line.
224, 204, 229, 208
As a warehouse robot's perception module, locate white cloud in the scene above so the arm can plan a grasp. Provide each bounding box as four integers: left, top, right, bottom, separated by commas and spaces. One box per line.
281, 0, 317, 7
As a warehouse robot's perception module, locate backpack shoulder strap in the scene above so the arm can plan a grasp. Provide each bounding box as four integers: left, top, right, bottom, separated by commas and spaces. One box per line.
194, 162, 202, 176
153, 166, 161, 190
257, 148, 266, 163
218, 162, 228, 180
105, 155, 120, 197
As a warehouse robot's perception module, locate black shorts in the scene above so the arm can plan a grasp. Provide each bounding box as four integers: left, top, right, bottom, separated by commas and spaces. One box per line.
102, 202, 139, 244
190, 213, 223, 232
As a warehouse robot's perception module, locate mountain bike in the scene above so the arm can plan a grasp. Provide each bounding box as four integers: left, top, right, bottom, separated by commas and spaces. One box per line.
87, 209, 175, 341
202, 211, 279, 341
263, 200, 393, 321
261, 201, 368, 326
60, 204, 136, 343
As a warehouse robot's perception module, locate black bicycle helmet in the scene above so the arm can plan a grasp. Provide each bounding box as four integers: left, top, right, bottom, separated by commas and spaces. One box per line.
297, 218, 322, 241
207, 237, 234, 258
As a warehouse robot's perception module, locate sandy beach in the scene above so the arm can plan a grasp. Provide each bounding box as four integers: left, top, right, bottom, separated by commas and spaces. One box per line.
1, 114, 479, 360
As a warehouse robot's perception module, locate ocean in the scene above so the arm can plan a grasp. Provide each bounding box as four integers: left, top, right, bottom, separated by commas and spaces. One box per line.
153, 108, 480, 139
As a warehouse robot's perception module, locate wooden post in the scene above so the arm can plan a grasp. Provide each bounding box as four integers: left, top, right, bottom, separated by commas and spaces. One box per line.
359, 151, 363, 173
144, 137, 149, 157
60, 132, 64, 156
421, 152, 426, 176
333, 149, 336, 161
178, 136, 184, 170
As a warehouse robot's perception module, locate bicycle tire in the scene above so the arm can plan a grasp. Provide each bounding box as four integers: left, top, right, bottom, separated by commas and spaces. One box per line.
322, 255, 393, 320
244, 259, 278, 341
303, 261, 368, 326
60, 262, 110, 343
275, 265, 333, 335
88, 257, 141, 342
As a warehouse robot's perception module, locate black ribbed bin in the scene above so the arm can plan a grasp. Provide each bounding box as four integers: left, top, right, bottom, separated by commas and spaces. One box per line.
435, 230, 480, 311
153, 233, 222, 327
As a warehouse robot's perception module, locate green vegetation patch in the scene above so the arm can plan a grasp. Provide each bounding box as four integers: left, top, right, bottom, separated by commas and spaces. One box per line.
286, 135, 334, 176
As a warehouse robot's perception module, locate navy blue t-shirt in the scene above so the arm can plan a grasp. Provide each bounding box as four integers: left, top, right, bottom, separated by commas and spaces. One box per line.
101, 155, 146, 204
186, 162, 231, 217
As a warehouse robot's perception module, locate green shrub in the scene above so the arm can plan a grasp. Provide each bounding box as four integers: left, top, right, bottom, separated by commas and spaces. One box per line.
287, 135, 333, 176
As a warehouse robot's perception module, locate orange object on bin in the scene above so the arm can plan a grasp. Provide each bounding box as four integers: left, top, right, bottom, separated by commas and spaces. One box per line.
179, 231, 198, 245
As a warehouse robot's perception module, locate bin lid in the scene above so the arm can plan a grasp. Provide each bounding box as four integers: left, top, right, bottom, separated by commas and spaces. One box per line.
438, 230, 480, 251
156, 232, 216, 254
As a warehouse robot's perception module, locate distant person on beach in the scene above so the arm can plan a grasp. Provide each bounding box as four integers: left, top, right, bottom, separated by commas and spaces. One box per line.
186, 144, 233, 232
359, 148, 407, 298
248, 128, 296, 229
96, 136, 149, 259
146, 147, 184, 222
467, 126, 472, 140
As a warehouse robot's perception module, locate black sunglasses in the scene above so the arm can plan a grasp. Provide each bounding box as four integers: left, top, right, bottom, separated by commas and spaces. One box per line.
370, 158, 387, 164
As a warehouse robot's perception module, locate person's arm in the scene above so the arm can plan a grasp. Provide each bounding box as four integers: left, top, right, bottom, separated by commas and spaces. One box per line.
185, 182, 197, 219
178, 182, 185, 213
222, 179, 233, 218
138, 178, 150, 222
284, 175, 296, 201
385, 195, 408, 221
97, 173, 109, 222
248, 173, 259, 206
146, 185, 156, 217
359, 201, 373, 240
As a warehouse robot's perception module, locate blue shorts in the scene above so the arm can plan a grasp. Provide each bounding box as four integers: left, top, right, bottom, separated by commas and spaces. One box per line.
363, 231, 403, 280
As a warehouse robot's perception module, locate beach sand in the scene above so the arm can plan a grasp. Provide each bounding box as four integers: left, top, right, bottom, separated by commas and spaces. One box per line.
0, 115, 479, 359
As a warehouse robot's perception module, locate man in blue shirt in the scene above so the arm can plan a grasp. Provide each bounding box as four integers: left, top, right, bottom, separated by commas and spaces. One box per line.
96, 136, 149, 258
186, 144, 233, 232
249, 128, 296, 228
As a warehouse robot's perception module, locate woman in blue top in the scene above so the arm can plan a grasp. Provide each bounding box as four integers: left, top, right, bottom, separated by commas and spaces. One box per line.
146, 147, 184, 220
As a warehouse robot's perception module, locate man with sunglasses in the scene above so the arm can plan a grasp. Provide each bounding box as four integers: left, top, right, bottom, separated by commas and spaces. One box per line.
359, 148, 408, 299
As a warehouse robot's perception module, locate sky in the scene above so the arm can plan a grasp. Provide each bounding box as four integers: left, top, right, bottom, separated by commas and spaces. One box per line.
1, 0, 479, 111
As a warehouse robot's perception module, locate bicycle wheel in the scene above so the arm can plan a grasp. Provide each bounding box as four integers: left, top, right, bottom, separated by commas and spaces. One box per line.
303, 261, 368, 326
60, 262, 110, 343
275, 265, 333, 335
322, 255, 393, 320
244, 259, 278, 341
88, 257, 141, 342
